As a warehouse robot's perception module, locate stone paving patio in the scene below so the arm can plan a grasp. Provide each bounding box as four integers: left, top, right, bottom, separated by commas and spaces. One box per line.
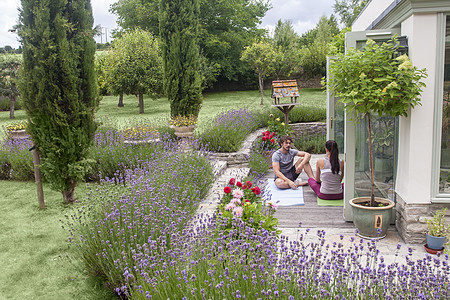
198, 130, 436, 263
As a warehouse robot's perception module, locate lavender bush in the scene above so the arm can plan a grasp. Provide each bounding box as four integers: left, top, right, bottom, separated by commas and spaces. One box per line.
199, 108, 265, 152
0, 138, 34, 180
65, 139, 214, 290
126, 218, 449, 299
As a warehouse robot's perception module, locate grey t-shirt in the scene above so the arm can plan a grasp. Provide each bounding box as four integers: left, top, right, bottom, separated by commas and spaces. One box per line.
272, 148, 299, 177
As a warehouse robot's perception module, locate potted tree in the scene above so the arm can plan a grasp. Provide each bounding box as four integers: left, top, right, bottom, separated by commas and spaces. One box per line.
327, 37, 427, 238
425, 208, 450, 254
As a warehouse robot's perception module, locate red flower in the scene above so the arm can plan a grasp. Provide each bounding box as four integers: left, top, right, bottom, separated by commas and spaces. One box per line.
224, 186, 231, 194
229, 178, 236, 185
270, 139, 275, 143
253, 186, 261, 195
272, 132, 275, 136
245, 199, 250, 203
262, 136, 267, 141
242, 185, 247, 189
236, 182, 242, 187
246, 181, 252, 188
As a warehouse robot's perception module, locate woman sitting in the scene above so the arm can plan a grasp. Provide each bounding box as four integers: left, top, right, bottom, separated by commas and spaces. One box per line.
308, 140, 344, 200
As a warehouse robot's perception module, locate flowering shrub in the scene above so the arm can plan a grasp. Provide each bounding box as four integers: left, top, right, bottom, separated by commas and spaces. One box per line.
122, 125, 159, 141
170, 114, 197, 127
256, 114, 292, 151
218, 178, 278, 232
200, 108, 263, 152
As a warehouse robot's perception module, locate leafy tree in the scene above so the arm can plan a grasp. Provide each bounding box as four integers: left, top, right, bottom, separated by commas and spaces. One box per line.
110, 0, 270, 88
298, 16, 340, 78
273, 19, 298, 51
105, 29, 163, 114
333, 0, 368, 28
18, 0, 99, 204
160, 0, 203, 117
0, 54, 22, 119
241, 40, 278, 105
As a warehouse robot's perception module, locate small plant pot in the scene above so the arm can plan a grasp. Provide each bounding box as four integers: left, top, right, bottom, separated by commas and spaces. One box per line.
426, 233, 447, 250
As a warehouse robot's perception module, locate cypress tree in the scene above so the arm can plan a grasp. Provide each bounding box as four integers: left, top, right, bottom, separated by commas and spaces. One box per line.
159, 0, 203, 117
18, 0, 99, 204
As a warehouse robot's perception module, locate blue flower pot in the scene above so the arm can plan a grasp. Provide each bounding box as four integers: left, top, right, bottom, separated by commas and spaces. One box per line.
426, 233, 446, 250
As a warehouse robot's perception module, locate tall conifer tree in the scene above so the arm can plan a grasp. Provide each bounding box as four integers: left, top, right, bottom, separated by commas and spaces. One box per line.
18, 0, 99, 204
159, 0, 203, 117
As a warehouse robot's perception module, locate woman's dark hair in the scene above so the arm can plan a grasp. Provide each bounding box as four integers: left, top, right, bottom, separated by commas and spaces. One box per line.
326, 140, 340, 174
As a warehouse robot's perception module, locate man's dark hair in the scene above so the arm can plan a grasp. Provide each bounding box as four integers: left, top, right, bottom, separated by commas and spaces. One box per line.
278, 135, 293, 146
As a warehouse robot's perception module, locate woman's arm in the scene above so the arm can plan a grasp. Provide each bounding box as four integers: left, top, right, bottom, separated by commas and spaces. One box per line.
315, 158, 323, 183
340, 160, 345, 181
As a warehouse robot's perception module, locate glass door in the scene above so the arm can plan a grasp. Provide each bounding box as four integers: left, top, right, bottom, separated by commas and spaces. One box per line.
343, 29, 401, 221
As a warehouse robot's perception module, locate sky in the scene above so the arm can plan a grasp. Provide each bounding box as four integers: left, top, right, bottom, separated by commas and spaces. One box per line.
0, 0, 335, 48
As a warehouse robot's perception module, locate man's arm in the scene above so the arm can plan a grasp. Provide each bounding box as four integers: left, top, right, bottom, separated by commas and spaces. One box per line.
295, 151, 311, 173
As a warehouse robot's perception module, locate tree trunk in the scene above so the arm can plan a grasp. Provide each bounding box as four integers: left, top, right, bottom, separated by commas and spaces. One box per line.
138, 93, 144, 114
258, 73, 264, 106
366, 113, 376, 206
62, 180, 77, 204
9, 95, 15, 119
118, 93, 124, 107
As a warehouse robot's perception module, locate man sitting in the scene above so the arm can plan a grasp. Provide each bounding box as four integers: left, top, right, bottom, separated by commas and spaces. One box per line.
272, 135, 314, 190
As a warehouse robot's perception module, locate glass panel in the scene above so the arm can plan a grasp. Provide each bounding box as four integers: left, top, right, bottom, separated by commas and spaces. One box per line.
439, 16, 450, 193
354, 114, 397, 201
334, 97, 344, 154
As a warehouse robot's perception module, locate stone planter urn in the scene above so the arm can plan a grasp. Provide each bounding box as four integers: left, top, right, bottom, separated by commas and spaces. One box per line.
8, 129, 29, 140
170, 125, 195, 138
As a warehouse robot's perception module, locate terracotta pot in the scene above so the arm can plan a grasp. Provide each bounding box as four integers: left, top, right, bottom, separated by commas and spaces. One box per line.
424, 244, 445, 255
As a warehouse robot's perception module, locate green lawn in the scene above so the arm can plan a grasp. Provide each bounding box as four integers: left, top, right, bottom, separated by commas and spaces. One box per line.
0, 88, 325, 299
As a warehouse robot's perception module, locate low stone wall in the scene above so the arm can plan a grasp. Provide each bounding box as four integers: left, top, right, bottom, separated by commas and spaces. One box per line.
396, 194, 450, 244
289, 122, 326, 140
208, 122, 326, 166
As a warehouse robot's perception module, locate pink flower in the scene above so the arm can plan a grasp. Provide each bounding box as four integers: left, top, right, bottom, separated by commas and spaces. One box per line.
231, 198, 241, 205
229, 178, 236, 185
225, 203, 236, 211
267, 201, 278, 210
224, 186, 231, 194
233, 206, 244, 217
232, 189, 243, 199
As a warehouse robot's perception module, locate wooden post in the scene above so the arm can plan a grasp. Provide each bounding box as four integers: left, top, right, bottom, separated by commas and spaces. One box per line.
30, 143, 45, 208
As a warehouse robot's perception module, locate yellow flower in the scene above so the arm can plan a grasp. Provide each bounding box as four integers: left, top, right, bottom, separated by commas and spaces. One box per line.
281, 122, 285, 126
276, 118, 280, 122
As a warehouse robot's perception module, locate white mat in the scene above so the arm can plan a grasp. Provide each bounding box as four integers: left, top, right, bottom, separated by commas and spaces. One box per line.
264, 179, 305, 206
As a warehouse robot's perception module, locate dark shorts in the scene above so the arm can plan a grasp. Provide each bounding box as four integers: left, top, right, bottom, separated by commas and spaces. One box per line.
275, 166, 300, 182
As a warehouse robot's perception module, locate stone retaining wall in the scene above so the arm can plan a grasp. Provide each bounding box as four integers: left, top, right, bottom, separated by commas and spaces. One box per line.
208, 122, 326, 166
289, 122, 326, 139
396, 194, 450, 244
